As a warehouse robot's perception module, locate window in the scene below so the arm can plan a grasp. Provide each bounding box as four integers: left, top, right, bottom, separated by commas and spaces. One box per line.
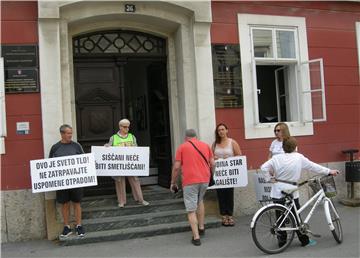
238, 14, 326, 139
212, 45, 243, 108
251, 27, 300, 124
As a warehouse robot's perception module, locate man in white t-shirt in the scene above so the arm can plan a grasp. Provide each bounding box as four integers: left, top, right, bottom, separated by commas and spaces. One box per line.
261, 137, 339, 247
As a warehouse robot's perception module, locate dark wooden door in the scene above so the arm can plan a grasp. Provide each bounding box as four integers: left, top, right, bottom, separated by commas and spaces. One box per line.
147, 63, 172, 187
74, 57, 125, 194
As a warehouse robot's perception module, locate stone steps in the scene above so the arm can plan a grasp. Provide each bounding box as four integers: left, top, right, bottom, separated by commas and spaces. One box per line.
82, 199, 184, 219
59, 217, 221, 246
81, 189, 176, 208
58, 186, 221, 245
83, 184, 162, 197
83, 209, 187, 232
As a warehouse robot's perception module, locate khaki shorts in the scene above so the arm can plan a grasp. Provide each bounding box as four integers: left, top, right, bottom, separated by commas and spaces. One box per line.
183, 183, 208, 212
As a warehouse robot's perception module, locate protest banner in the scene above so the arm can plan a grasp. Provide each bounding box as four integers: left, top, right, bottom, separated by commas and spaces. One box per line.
91, 146, 149, 176
30, 153, 97, 193
208, 156, 248, 189
253, 172, 272, 202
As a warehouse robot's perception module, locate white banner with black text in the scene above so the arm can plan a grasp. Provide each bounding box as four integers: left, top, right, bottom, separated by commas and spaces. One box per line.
92, 146, 149, 176
208, 156, 248, 189
30, 153, 97, 193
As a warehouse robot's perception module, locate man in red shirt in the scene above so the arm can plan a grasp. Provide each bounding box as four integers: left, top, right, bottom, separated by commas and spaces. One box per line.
170, 129, 214, 246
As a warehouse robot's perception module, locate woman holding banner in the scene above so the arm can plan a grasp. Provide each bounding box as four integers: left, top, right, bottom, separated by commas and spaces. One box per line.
212, 123, 242, 226
268, 122, 291, 159
107, 119, 149, 208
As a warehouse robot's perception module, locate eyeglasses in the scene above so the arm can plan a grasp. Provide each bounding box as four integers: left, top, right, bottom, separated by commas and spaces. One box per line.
274, 129, 281, 133
121, 126, 130, 128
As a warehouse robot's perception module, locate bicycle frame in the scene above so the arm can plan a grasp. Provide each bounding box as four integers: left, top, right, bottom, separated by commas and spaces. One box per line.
278, 188, 338, 232
296, 188, 325, 225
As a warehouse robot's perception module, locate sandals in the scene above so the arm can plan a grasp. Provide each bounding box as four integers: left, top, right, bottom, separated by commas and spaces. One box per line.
221, 215, 235, 227
228, 216, 235, 227
222, 216, 229, 226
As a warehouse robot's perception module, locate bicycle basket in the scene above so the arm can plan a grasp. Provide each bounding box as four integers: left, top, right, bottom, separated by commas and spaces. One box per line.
309, 175, 337, 198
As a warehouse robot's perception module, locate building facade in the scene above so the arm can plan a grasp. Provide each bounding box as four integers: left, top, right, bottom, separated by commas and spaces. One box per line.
1, 1, 359, 242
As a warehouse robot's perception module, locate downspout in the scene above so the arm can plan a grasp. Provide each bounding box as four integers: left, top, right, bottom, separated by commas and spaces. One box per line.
0, 57, 6, 154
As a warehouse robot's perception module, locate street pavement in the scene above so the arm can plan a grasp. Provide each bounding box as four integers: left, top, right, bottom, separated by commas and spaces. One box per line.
2, 202, 359, 258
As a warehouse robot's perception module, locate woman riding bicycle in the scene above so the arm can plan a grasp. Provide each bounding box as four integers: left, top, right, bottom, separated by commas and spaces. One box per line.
260, 137, 339, 247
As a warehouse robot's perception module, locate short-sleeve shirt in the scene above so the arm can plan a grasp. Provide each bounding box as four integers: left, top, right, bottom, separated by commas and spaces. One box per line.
269, 139, 284, 156
175, 138, 213, 187
49, 141, 84, 158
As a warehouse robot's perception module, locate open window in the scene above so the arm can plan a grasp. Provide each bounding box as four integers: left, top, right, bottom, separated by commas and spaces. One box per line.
301, 58, 326, 122
238, 14, 327, 139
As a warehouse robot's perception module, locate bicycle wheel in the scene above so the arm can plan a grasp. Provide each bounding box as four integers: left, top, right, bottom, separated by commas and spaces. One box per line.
252, 205, 296, 254
328, 200, 343, 243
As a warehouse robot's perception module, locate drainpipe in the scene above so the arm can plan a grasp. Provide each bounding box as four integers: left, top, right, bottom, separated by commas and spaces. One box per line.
0, 57, 6, 154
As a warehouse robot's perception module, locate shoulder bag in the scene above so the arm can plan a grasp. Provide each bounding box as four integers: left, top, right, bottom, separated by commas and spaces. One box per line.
188, 141, 215, 187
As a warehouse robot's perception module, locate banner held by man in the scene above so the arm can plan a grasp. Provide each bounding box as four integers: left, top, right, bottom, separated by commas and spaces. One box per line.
30, 153, 97, 193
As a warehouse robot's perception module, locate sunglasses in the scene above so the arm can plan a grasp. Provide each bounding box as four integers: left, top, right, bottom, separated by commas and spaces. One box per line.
274, 129, 281, 133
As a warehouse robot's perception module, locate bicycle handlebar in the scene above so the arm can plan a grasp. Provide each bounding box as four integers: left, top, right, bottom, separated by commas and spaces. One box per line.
275, 174, 335, 187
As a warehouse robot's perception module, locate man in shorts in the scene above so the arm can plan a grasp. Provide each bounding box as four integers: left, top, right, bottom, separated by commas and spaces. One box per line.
49, 124, 85, 238
170, 129, 214, 246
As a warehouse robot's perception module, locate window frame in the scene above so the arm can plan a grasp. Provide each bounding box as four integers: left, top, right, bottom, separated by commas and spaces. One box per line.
251, 26, 298, 62
238, 14, 315, 139
301, 58, 327, 122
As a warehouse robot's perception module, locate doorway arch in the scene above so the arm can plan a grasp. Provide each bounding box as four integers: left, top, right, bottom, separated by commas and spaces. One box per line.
72, 29, 172, 192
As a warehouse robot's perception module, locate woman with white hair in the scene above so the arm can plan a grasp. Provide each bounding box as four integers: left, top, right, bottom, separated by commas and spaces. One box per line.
107, 118, 149, 208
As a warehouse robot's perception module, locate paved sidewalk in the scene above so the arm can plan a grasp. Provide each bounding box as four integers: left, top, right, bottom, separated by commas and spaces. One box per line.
2, 203, 359, 258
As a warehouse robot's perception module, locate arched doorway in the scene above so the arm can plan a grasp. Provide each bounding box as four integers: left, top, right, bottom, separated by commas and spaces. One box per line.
73, 30, 172, 194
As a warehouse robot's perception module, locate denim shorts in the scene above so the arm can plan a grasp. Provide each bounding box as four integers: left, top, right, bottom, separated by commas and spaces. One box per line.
183, 183, 208, 212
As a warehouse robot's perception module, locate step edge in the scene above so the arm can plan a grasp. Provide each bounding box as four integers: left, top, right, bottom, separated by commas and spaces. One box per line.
60, 219, 221, 244
82, 209, 187, 224
82, 198, 184, 212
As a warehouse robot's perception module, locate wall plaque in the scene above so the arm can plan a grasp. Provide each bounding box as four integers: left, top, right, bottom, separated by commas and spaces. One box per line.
2, 45, 38, 68
4, 68, 39, 93
1, 45, 39, 93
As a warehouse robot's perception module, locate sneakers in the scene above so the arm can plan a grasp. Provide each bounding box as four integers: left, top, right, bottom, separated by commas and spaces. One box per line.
60, 225, 72, 238
139, 200, 150, 206
191, 237, 201, 246
307, 239, 317, 247
301, 238, 317, 247
118, 203, 125, 208
76, 225, 85, 237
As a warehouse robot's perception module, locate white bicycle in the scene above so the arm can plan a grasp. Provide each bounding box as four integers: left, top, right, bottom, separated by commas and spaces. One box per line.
251, 175, 343, 254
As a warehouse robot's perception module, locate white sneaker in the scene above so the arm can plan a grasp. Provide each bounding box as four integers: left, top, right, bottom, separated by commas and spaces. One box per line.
118, 203, 125, 208
141, 200, 149, 206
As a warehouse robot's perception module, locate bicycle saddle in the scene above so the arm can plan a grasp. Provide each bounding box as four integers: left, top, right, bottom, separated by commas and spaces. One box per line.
281, 188, 298, 197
